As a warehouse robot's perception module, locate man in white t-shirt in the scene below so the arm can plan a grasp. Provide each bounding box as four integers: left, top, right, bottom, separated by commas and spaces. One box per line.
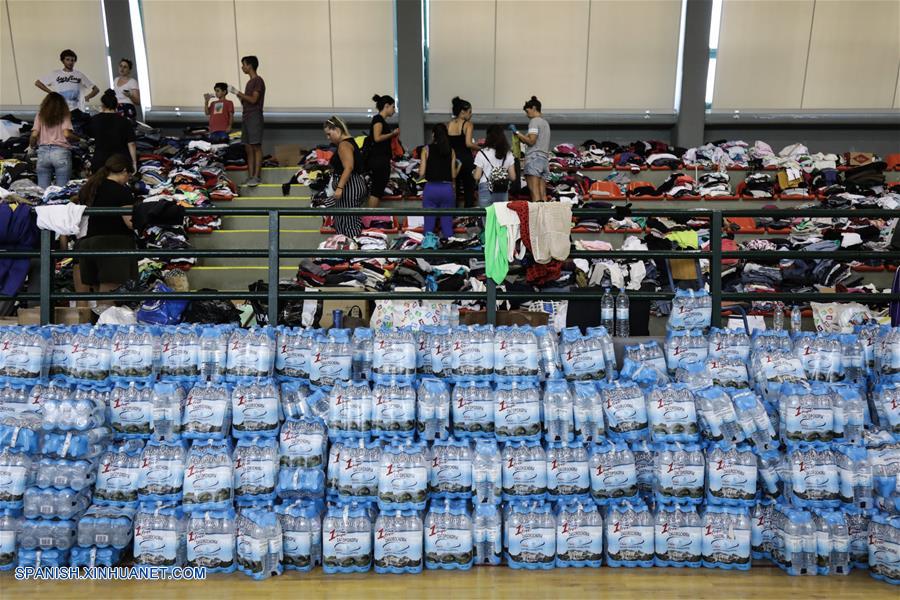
34, 49, 99, 112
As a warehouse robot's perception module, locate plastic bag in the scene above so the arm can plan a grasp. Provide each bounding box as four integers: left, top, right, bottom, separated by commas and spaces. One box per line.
137, 282, 188, 325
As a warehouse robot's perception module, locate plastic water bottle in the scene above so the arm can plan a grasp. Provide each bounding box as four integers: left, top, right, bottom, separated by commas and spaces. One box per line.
773, 303, 784, 331
472, 439, 501, 505
615, 290, 629, 338
473, 504, 502, 565
0, 448, 32, 506
601, 288, 615, 332
790, 306, 802, 335
151, 382, 184, 441
352, 329, 373, 381
0, 509, 19, 569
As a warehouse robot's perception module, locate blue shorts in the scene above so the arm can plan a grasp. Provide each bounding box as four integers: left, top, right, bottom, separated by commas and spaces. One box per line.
523, 152, 550, 180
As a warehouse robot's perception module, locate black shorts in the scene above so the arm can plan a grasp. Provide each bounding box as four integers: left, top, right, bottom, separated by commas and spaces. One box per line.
77, 235, 138, 286
368, 156, 392, 198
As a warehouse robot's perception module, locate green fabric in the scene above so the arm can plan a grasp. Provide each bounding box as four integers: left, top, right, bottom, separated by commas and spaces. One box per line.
484, 204, 509, 284
666, 230, 699, 249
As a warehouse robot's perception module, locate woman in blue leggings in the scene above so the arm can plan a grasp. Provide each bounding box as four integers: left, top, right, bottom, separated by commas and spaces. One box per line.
419, 124, 459, 239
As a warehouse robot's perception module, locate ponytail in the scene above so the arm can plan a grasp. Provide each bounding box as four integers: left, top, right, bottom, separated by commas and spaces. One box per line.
431, 123, 451, 156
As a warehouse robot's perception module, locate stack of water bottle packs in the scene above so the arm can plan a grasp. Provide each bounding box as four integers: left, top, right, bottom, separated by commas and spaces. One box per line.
0, 305, 897, 583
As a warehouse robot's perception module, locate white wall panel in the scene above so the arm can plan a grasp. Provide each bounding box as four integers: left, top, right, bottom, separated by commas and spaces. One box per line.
802, 0, 900, 109
235, 0, 333, 109
584, 0, 681, 110
427, 0, 496, 112
329, 0, 395, 108
0, 0, 20, 105
494, 0, 589, 110
8, 0, 108, 106
713, 0, 814, 109
142, 0, 240, 108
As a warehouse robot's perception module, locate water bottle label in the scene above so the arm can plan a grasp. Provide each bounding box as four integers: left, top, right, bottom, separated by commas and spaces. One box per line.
138, 457, 184, 496
601, 308, 614, 322
339, 454, 379, 496
670, 304, 711, 330
110, 394, 152, 436
702, 524, 750, 564
453, 340, 490, 373
648, 394, 699, 436
237, 531, 267, 567
761, 355, 805, 382
0, 464, 27, 500
451, 391, 494, 433
707, 361, 749, 387
655, 522, 702, 563
792, 461, 839, 501
233, 456, 276, 497
430, 456, 472, 494
425, 526, 472, 564
877, 395, 900, 431
710, 341, 749, 362
0, 340, 43, 378
429, 342, 453, 375
375, 527, 422, 565
309, 354, 352, 385
135, 527, 178, 565
96, 463, 140, 502
548, 460, 590, 496
373, 342, 416, 373
276, 340, 308, 378
161, 341, 199, 376
504, 456, 547, 496
323, 530, 371, 562
232, 391, 279, 434
50, 340, 74, 375
603, 391, 648, 434
495, 397, 541, 438
183, 392, 228, 436
556, 521, 602, 561
495, 341, 539, 374
188, 531, 235, 568
283, 530, 312, 566
607, 523, 654, 562
0, 530, 15, 560
379, 464, 428, 504
657, 464, 705, 499
562, 349, 604, 379
280, 430, 325, 468
227, 342, 273, 378
184, 465, 233, 505
373, 392, 416, 434
329, 392, 371, 434
785, 405, 834, 441
507, 524, 554, 561
70, 344, 111, 379
111, 342, 154, 378
667, 343, 708, 371
591, 462, 637, 498
708, 462, 757, 500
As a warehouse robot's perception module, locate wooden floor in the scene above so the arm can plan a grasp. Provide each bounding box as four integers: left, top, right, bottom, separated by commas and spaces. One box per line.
1, 567, 896, 599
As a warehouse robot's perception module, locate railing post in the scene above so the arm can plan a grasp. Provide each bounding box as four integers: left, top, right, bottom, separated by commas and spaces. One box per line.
486, 279, 497, 325
268, 210, 280, 326
710, 209, 722, 328
39, 230, 52, 325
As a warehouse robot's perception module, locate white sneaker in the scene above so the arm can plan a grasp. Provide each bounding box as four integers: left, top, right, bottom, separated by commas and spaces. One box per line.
246, 176, 259, 187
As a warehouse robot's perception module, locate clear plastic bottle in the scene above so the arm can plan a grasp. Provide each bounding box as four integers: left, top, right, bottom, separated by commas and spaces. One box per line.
773, 303, 785, 332
790, 306, 802, 335
601, 288, 615, 332
472, 439, 502, 505
615, 290, 630, 338
0, 508, 20, 570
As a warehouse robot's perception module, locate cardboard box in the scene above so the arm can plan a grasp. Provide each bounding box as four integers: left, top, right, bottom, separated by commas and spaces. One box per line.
17, 307, 93, 325
274, 144, 303, 168
317, 288, 371, 328
460, 310, 549, 327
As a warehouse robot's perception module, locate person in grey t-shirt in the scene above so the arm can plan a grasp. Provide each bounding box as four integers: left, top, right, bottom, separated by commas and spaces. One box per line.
513, 95, 550, 201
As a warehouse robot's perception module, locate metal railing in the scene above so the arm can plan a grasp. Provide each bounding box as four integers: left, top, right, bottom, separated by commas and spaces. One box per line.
4, 206, 899, 327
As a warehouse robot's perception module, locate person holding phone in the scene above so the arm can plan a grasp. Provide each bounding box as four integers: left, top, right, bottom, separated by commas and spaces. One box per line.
114, 58, 140, 121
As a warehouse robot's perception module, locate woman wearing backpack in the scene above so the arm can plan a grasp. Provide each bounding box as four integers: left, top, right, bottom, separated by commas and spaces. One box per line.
367, 93, 399, 208
473, 124, 515, 206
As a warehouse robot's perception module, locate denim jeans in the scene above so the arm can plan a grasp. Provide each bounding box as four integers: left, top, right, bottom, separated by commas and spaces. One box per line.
477, 181, 509, 207
37, 145, 72, 189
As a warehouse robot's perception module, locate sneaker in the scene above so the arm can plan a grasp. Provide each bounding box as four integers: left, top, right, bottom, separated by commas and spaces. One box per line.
246, 176, 259, 187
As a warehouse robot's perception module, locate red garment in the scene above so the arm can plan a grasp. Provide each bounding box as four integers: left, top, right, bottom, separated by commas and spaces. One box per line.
207, 99, 234, 133
507, 201, 532, 251
526, 261, 563, 285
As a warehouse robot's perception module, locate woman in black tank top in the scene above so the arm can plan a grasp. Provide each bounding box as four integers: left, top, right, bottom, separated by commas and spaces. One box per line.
447, 96, 478, 208
419, 124, 459, 239
323, 116, 367, 238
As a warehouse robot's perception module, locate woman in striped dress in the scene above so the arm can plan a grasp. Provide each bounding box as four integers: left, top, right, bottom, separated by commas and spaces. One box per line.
323, 116, 366, 238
